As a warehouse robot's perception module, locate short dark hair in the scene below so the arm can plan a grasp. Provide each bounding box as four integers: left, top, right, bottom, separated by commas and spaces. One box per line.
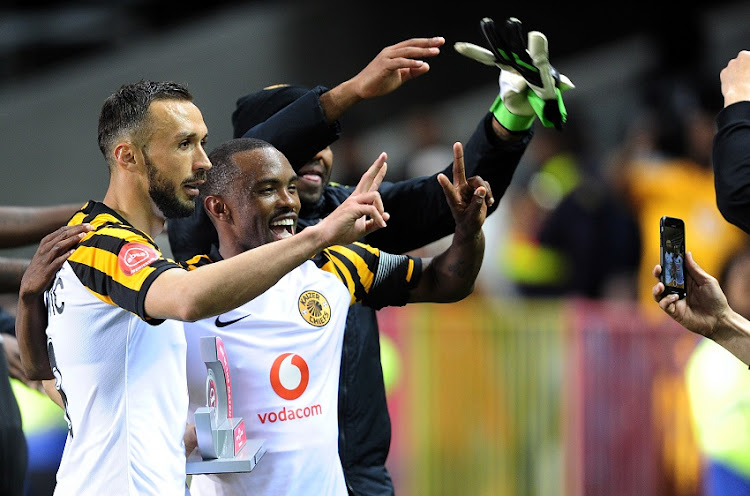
202, 137, 274, 198
97, 80, 193, 164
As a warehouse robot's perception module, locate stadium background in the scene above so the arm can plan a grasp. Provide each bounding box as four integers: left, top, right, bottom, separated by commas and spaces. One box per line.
2, 1, 750, 494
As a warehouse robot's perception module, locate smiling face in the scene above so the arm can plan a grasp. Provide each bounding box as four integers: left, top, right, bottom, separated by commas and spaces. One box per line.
140, 99, 211, 218
223, 146, 301, 251
296, 146, 333, 205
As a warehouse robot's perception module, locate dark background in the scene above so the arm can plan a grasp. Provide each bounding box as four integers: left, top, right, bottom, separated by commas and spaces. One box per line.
0, 1, 729, 133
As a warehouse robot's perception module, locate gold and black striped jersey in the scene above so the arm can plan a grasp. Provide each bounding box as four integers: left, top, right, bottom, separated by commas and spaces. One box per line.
313, 242, 421, 309
189, 242, 422, 311
65, 200, 183, 323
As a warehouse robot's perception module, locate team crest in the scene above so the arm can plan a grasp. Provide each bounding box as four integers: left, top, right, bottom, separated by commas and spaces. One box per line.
298, 290, 331, 327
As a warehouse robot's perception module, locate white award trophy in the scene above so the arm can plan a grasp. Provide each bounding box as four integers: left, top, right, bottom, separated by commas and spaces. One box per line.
186, 336, 266, 474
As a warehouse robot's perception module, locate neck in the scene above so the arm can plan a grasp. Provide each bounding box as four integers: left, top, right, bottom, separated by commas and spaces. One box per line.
103, 180, 166, 238
216, 231, 244, 260
217, 231, 266, 260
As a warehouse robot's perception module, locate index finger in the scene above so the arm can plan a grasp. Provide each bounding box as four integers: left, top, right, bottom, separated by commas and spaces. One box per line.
390, 37, 445, 51
354, 152, 388, 194
451, 142, 466, 187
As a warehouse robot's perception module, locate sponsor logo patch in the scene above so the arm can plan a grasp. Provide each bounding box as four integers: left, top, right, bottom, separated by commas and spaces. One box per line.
270, 353, 309, 400
118, 242, 159, 276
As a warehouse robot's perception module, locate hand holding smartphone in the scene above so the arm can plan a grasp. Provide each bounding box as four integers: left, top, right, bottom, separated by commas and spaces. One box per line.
660, 216, 686, 299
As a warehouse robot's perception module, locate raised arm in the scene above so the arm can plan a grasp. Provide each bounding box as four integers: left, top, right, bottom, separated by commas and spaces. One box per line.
169, 37, 445, 261
243, 36, 444, 165
366, 20, 574, 254
408, 142, 487, 303
714, 51, 750, 234
149, 158, 389, 321
319, 37, 443, 121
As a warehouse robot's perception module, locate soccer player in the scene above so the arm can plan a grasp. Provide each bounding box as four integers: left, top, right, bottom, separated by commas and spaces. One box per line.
182, 136, 488, 496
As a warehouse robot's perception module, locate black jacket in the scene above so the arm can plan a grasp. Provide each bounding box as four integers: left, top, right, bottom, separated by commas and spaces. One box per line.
714, 101, 750, 235
168, 87, 531, 495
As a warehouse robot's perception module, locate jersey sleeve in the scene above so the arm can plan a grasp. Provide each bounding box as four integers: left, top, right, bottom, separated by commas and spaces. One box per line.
315, 242, 422, 309
714, 101, 750, 234
67, 223, 182, 325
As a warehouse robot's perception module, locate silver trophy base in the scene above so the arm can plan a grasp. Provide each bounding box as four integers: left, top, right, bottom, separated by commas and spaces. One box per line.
186, 438, 266, 474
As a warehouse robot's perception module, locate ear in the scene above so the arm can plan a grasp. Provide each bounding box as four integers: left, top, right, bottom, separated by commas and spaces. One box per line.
204, 196, 231, 223
113, 142, 138, 170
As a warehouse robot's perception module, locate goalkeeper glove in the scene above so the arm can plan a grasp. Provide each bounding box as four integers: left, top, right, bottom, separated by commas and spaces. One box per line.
455, 16, 574, 130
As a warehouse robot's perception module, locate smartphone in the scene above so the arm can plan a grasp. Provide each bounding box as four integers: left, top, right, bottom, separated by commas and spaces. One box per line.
660, 216, 686, 299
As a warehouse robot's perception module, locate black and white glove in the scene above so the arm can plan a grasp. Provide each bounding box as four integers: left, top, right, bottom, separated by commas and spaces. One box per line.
455, 16, 574, 131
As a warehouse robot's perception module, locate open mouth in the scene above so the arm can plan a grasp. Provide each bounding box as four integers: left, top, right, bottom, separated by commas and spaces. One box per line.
270, 217, 295, 240
297, 164, 324, 186
299, 173, 322, 185
182, 180, 204, 198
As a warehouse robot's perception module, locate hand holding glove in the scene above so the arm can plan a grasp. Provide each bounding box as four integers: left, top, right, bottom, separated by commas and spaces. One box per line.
455, 17, 574, 130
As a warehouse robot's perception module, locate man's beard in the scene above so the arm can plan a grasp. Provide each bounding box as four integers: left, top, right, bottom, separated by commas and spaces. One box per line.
144, 151, 195, 219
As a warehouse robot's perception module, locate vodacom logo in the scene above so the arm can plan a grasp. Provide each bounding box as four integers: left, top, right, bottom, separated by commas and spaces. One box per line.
270, 353, 310, 400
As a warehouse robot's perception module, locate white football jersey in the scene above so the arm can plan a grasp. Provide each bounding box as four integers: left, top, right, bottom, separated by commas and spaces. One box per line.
46, 201, 189, 496
185, 243, 419, 496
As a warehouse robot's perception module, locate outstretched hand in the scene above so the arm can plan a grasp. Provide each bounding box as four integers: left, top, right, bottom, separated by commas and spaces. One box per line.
436, 142, 490, 236
350, 37, 445, 99
652, 251, 730, 339
316, 153, 390, 246
455, 17, 573, 130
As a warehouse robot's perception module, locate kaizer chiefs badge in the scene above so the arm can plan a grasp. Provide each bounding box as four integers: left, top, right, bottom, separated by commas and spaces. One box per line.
298, 290, 331, 327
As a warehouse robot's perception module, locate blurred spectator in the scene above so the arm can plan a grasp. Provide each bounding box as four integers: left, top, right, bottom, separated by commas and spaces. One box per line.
614, 74, 748, 314
483, 103, 641, 299
685, 243, 750, 496
535, 109, 641, 299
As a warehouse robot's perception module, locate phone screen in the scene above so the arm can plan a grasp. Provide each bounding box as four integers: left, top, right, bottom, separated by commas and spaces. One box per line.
660, 216, 686, 299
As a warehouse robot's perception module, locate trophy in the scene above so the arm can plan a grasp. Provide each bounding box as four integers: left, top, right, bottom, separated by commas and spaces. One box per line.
186, 336, 266, 474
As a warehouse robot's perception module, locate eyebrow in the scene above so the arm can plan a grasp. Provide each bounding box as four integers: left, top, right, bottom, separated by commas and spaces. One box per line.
174, 131, 208, 141
254, 174, 298, 187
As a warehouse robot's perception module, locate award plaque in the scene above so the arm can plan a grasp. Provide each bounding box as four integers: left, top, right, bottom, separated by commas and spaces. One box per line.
186, 336, 266, 474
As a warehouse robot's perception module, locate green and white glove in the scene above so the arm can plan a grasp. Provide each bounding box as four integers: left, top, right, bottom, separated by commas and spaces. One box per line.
488, 70, 539, 133
455, 16, 574, 130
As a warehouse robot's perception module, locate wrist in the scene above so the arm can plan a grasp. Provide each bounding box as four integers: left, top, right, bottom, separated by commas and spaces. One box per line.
489, 94, 534, 133
711, 307, 747, 342
320, 81, 362, 123
295, 224, 329, 257
710, 308, 750, 366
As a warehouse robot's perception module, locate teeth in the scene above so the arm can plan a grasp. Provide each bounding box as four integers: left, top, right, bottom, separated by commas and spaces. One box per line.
270, 218, 294, 226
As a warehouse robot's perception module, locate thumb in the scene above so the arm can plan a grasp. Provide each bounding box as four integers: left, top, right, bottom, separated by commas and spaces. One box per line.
472, 186, 488, 210
527, 31, 556, 99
